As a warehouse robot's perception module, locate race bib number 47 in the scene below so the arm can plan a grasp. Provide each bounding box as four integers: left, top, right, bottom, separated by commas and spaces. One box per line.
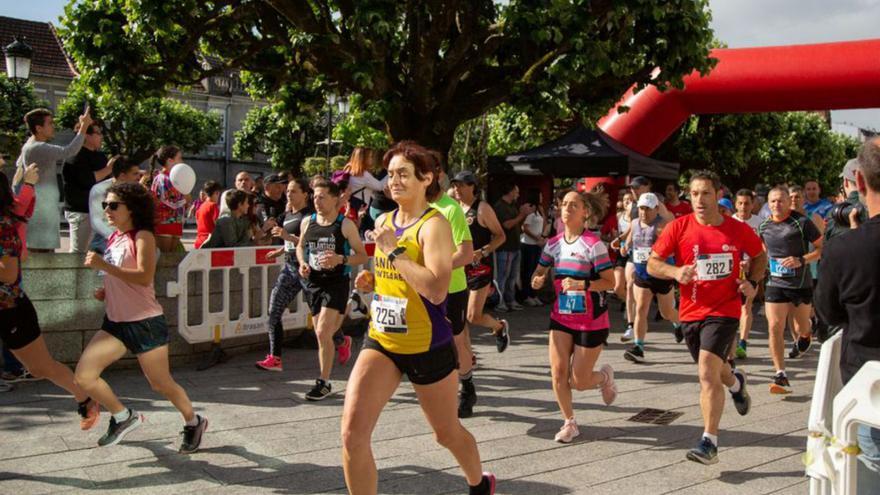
558, 290, 587, 315
371, 294, 408, 334
696, 253, 734, 281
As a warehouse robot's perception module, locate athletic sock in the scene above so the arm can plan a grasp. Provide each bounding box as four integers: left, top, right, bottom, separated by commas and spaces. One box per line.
113, 408, 131, 423
728, 372, 742, 393
469, 475, 491, 495
634, 339, 645, 349
776, 369, 787, 377
702, 432, 718, 447
185, 414, 200, 427
460, 375, 475, 394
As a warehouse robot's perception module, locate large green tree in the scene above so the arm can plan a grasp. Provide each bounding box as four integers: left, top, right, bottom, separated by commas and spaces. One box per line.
659, 112, 861, 193
0, 75, 49, 158
60, 0, 716, 156
55, 79, 222, 163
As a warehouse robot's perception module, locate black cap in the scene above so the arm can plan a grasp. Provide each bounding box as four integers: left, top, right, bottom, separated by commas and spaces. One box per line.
451, 170, 478, 185
628, 176, 651, 188
265, 173, 288, 185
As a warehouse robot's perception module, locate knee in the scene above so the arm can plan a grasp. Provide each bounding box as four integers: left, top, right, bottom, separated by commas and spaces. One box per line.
570, 374, 589, 392
697, 367, 718, 387
551, 365, 569, 386
341, 421, 371, 454
432, 424, 462, 450
148, 378, 176, 396
73, 369, 95, 389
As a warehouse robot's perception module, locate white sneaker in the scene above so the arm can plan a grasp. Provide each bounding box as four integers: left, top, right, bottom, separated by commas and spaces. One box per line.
620, 327, 634, 343
554, 418, 580, 443
599, 364, 617, 406
509, 301, 524, 311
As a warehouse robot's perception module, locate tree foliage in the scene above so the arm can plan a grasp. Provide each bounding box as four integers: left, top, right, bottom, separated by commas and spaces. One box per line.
55, 79, 222, 163
661, 112, 861, 193
233, 103, 322, 173
0, 75, 49, 158
60, 0, 716, 155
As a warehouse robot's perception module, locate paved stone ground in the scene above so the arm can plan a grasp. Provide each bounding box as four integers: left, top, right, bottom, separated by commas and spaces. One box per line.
0, 300, 816, 494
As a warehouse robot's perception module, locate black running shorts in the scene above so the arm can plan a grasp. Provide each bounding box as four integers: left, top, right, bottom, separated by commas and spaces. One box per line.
363, 336, 459, 385
447, 290, 468, 336
0, 295, 41, 350
681, 317, 738, 362
302, 277, 350, 316
549, 319, 609, 348
103, 314, 170, 355
765, 286, 813, 307
633, 276, 674, 295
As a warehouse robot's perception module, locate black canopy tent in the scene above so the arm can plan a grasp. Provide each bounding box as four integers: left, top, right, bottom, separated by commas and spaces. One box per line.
495, 126, 679, 180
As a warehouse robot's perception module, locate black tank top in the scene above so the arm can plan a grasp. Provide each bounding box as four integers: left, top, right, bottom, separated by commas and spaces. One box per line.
466, 199, 492, 251
300, 213, 350, 282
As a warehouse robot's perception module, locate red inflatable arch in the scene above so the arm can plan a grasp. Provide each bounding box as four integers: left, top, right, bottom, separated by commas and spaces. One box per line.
598, 39, 880, 156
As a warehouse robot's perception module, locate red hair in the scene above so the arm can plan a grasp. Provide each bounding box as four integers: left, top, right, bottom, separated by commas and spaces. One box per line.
383, 141, 442, 201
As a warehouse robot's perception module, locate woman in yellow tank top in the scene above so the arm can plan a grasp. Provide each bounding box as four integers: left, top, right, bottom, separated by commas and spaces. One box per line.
343, 142, 496, 495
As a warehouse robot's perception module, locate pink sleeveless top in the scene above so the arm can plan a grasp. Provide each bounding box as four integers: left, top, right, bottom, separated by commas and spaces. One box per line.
103, 230, 164, 322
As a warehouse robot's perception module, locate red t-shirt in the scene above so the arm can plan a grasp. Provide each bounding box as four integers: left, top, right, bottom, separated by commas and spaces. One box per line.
195, 200, 220, 249
652, 214, 763, 321
666, 200, 693, 218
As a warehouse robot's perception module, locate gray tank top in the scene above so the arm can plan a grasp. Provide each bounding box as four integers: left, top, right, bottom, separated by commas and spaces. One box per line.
631, 216, 663, 266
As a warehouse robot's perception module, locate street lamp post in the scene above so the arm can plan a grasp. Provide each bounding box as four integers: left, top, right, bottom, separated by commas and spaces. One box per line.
4, 36, 34, 82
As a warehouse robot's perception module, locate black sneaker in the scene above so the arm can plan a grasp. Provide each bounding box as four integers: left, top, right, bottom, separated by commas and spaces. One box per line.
97, 409, 143, 447
788, 340, 801, 359
458, 388, 477, 419
623, 345, 645, 363
494, 320, 510, 353
729, 369, 751, 416
305, 379, 332, 401
673, 324, 684, 344
179, 415, 208, 454
769, 372, 792, 395
686, 436, 718, 465
796, 335, 812, 354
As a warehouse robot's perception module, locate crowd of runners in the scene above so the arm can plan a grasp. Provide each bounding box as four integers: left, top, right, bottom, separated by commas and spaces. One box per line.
2, 105, 879, 493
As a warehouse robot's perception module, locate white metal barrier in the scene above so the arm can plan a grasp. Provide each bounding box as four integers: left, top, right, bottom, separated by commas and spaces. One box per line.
806, 333, 880, 495
167, 247, 308, 344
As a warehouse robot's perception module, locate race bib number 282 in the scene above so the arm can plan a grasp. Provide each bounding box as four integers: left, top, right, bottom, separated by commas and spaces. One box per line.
695, 253, 733, 281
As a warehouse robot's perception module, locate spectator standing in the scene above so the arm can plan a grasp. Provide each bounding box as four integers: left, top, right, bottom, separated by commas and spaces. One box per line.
201, 190, 254, 248
234, 171, 255, 192
493, 182, 534, 312
520, 192, 547, 307
194, 181, 222, 249
254, 173, 288, 245
88, 156, 144, 254
148, 146, 187, 253
345, 147, 386, 212
664, 182, 693, 218
815, 138, 880, 494
16, 107, 93, 252
804, 179, 833, 219
63, 123, 112, 253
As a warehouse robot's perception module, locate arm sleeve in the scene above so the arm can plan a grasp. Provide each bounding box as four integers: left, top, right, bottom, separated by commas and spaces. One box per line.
152, 175, 186, 210
538, 240, 555, 267
448, 203, 472, 245
43, 134, 85, 162
814, 240, 847, 326
201, 217, 231, 248
360, 172, 385, 192
591, 240, 613, 274
804, 217, 822, 243
652, 220, 678, 259
743, 222, 764, 258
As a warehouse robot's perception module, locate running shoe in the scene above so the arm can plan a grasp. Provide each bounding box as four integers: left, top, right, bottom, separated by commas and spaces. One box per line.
1, 369, 41, 382
78, 398, 101, 431
729, 369, 751, 416
686, 436, 719, 465
623, 345, 645, 363
673, 324, 684, 344
796, 335, 812, 355
769, 372, 792, 395
620, 325, 634, 343
458, 388, 477, 419
255, 355, 283, 372
509, 301, 524, 311
788, 341, 801, 359
554, 418, 580, 443
735, 339, 748, 359
337, 335, 353, 366
494, 320, 510, 353
179, 415, 208, 454
305, 379, 333, 401
98, 410, 144, 447
598, 364, 618, 406
348, 291, 368, 320
481, 472, 497, 495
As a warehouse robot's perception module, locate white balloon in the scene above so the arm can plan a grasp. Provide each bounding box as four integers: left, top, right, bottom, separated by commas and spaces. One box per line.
169, 163, 196, 195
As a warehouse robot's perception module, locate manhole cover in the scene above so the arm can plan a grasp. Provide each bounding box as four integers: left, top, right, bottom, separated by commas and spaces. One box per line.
627, 408, 684, 425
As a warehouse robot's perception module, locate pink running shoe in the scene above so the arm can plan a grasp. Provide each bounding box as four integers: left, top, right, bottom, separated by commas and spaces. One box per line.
255, 355, 282, 372
554, 418, 580, 443
482, 472, 497, 494
337, 336, 353, 366
599, 364, 618, 406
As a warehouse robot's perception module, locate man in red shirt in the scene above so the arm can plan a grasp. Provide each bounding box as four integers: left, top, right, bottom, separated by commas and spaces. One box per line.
664, 182, 693, 218
649, 170, 767, 465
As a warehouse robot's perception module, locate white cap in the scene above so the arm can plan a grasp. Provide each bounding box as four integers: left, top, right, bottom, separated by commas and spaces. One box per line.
637, 193, 659, 209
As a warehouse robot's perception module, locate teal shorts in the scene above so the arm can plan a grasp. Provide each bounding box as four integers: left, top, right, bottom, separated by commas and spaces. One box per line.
103, 314, 170, 355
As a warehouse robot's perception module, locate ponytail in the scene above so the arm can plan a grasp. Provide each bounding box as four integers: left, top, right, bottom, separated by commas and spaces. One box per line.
146, 145, 181, 188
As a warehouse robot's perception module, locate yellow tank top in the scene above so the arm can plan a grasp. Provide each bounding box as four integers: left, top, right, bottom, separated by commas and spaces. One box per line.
368, 208, 452, 354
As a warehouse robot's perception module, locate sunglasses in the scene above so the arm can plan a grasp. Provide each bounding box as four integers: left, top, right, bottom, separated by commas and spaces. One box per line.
102, 201, 124, 211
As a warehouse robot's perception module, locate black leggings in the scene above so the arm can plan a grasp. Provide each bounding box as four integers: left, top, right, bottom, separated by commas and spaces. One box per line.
267, 264, 303, 357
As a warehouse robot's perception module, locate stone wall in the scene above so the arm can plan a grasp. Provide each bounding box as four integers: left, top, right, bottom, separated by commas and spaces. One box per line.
22, 253, 307, 368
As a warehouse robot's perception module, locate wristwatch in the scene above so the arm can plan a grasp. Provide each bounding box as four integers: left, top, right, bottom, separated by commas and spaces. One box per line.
797, 256, 805, 266
387, 246, 407, 263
